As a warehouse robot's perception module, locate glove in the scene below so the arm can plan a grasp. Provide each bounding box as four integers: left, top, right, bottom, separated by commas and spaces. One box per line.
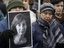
0, 30, 14, 41
0, 30, 14, 48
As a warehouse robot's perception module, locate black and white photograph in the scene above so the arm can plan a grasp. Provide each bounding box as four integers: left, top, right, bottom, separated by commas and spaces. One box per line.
8, 11, 32, 48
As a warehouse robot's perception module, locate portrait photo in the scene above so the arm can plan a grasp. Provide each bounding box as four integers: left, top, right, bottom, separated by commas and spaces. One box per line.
8, 11, 32, 48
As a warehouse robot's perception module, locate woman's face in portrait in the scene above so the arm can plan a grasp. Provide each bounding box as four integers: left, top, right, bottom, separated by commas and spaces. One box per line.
16, 20, 27, 35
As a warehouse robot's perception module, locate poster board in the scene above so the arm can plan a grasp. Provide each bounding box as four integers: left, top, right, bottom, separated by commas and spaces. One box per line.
8, 11, 33, 48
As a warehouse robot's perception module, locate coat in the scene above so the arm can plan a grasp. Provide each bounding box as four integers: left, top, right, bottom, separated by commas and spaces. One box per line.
32, 17, 64, 48
0, 17, 8, 32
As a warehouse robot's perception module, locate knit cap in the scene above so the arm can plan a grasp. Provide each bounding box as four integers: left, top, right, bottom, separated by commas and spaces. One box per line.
40, 3, 55, 13
7, 0, 24, 11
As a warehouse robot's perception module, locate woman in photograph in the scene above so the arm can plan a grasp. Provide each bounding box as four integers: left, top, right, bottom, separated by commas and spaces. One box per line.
11, 13, 27, 45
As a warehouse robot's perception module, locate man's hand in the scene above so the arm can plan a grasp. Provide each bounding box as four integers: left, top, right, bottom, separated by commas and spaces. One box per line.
0, 30, 14, 41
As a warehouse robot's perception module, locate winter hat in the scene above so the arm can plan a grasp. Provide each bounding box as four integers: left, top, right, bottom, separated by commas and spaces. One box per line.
40, 3, 55, 13
7, 0, 25, 11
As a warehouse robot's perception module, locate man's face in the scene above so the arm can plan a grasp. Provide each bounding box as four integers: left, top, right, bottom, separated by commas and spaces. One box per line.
41, 10, 53, 22
10, 7, 24, 12
16, 20, 27, 35
54, 1, 63, 14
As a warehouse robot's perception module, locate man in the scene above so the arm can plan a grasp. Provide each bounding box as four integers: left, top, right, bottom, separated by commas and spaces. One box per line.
51, 0, 64, 27
32, 3, 64, 48
0, 0, 25, 32
0, 0, 35, 48
0, 0, 26, 48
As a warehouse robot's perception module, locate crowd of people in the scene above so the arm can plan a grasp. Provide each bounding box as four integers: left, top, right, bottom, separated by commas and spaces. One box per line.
0, 0, 64, 48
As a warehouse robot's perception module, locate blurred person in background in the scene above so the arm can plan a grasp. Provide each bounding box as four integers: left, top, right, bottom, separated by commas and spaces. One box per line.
51, 0, 64, 27
0, 2, 7, 21
20, 0, 36, 23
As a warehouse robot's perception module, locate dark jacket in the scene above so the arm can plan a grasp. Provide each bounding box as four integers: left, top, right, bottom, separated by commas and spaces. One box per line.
60, 13, 64, 27
32, 18, 64, 48
0, 17, 8, 48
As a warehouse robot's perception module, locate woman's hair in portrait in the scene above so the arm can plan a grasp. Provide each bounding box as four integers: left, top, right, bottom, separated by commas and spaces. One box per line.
11, 13, 27, 45
11, 13, 27, 35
